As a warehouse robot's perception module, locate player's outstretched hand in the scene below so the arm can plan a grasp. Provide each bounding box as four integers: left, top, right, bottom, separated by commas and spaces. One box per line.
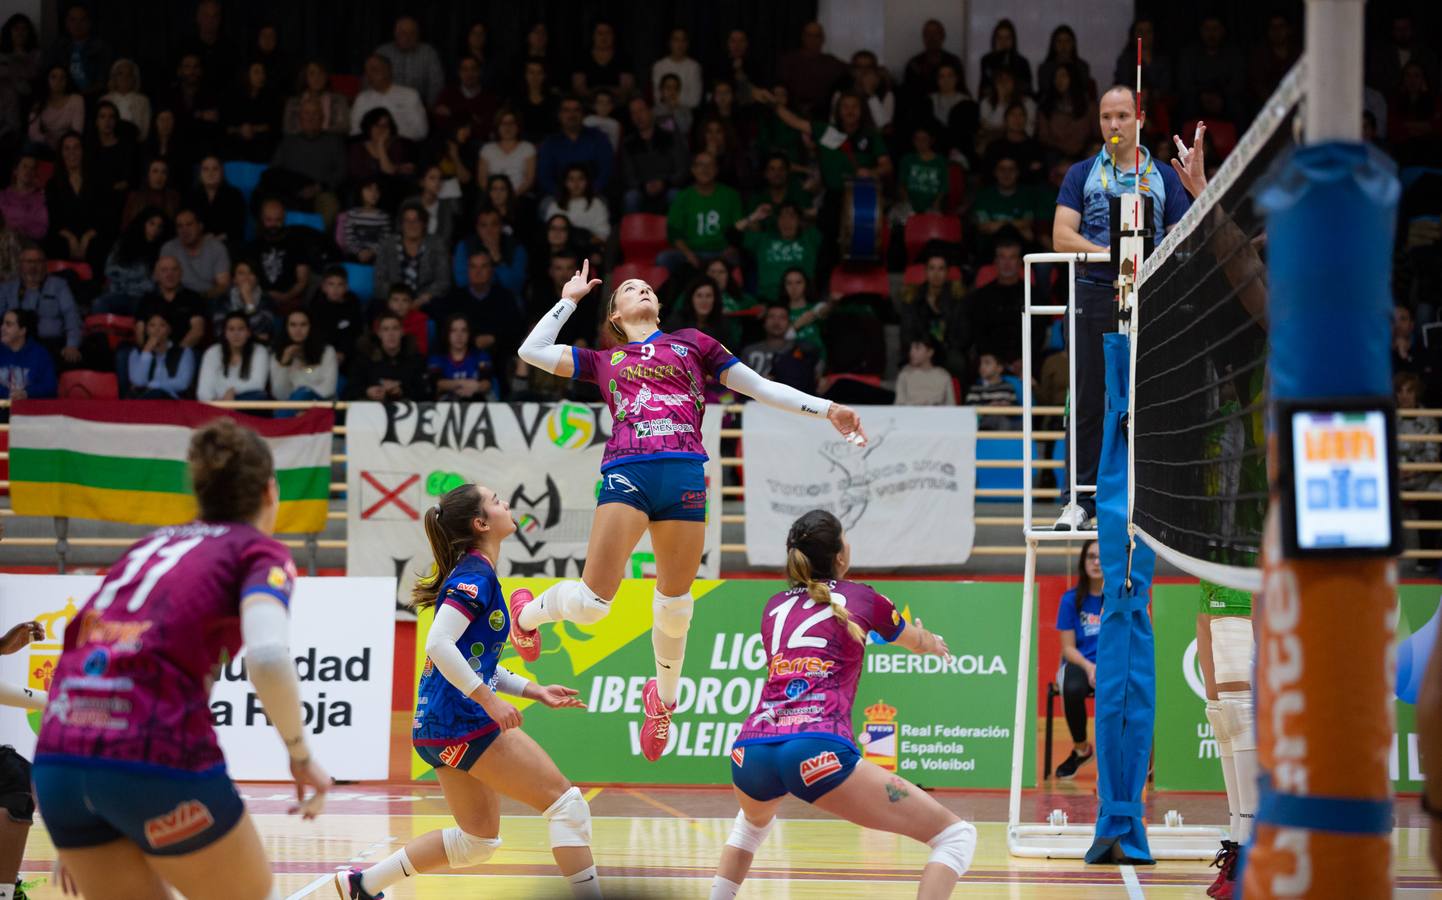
1171, 121, 1208, 200
912, 617, 950, 658
561, 258, 603, 304
0, 621, 44, 656
535, 684, 587, 710
826, 403, 867, 447
288, 754, 331, 820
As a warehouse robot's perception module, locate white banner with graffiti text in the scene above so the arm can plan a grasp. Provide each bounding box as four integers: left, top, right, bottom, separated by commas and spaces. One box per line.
0, 575, 395, 780
742, 405, 978, 568
345, 402, 723, 608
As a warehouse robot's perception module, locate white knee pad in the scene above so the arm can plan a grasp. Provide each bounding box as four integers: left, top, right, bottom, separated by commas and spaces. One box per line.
556, 581, 612, 625
1217, 690, 1256, 754
926, 820, 977, 877
653, 590, 695, 639
1204, 699, 1231, 752
1209, 616, 1255, 685
442, 826, 501, 868
725, 811, 774, 854
544, 786, 593, 848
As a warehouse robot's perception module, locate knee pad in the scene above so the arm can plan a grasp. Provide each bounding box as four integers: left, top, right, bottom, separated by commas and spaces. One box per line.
544, 786, 592, 848
442, 826, 500, 868
653, 591, 695, 639
926, 820, 977, 878
556, 581, 612, 626
1217, 690, 1256, 754
1204, 699, 1232, 753
1209, 616, 1255, 685
725, 811, 774, 854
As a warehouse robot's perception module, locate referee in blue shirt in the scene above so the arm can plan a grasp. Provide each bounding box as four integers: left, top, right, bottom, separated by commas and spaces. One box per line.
1051, 85, 1191, 529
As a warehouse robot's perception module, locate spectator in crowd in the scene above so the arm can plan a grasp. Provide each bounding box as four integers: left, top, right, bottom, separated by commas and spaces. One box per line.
101, 58, 151, 140
375, 201, 450, 310
284, 61, 351, 136
211, 257, 274, 344
88, 101, 138, 202
896, 124, 948, 218
1038, 25, 1092, 104
127, 312, 195, 398
770, 88, 891, 196
0, 309, 56, 400
1389, 62, 1442, 166
0, 15, 42, 113
459, 21, 498, 89
747, 152, 813, 229
661, 152, 742, 275
666, 274, 740, 354
1115, 18, 1172, 108
927, 62, 973, 139
339, 177, 390, 263
166, 53, 222, 160
247, 197, 311, 316
452, 207, 527, 298
571, 21, 634, 99
1249, 13, 1300, 107
1037, 62, 1098, 159
250, 22, 290, 93
432, 249, 523, 372
43, 4, 110, 100
531, 250, 596, 347
621, 95, 687, 213
753, 83, 807, 167
95, 207, 165, 314
705, 257, 758, 319
537, 95, 614, 197
895, 336, 956, 406
347, 310, 427, 400
968, 229, 1040, 369
377, 15, 445, 106
779, 267, 829, 356
519, 22, 553, 78
222, 60, 281, 162
1394, 302, 1419, 373
714, 29, 760, 105
696, 117, 747, 187
738, 202, 820, 301
352, 53, 428, 142
1177, 14, 1247, 122
965, 349, 1019, 423
777, 21, 847, 119
1368, 11, 1438, 96
741, 301, 820, 393
45, 132, 109, 272
433, 54, 498, 139
309, 264, 362, 367
653, 27, 703, 110
583, 88, 621, 150
28, 66, 85, 150
478, 108, 537, 198
978, 67, 1034, 152
531, 215, 583, 295
0, 154, 46, 241
1055, 540, 1103, 778
898, 252, 968, 378
179, 0, 236, 95
410, 164, 459, 247
972, 155, 1036, 254
381, 282, 429, 354
185, 156, 245, 243
0, 244, 81, 363
161, 208, 230, 300
903, 19, 964, 95
698, 79, 753, 149
136, 254, 206, 349
196, 311, 268, 401
429, 313, 493, 401
121, 157, 180, 230
980, 19, 1033, 96
142, 107, 185, 177
270, 307, 337, 402
541, 163, 610, 248
514, 58, 559, 144
0, 211, 17, 283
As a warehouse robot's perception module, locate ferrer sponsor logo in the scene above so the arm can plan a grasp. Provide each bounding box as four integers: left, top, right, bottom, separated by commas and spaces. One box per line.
769, 655, 835, 678
799, 750, 843, 786
144, 800, 215, 849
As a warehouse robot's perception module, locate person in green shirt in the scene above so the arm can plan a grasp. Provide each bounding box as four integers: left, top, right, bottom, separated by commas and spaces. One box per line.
780, 266, 832, 359
897, 123, 949, 215
736, 202, 821, 300
746, 152, 816, 230
970, 153, 1035, 257
753, 84, 809, 174
703, 257, 758, 317
764, 90, 892, 193
660, 151, 743, 274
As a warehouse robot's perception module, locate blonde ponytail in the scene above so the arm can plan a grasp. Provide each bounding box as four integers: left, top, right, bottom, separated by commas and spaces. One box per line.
787, 545, 865, 644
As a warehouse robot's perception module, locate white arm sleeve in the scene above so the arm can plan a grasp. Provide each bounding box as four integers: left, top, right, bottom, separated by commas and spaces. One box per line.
0, 682, 45, 710
518, 299, 577, 374
425, 603, 485, 698
722, 361, 832, 418
241, 595, 309, 759
492, 666, 531, 698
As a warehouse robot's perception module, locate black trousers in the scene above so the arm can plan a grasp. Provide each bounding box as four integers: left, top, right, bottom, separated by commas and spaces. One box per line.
1059, 660, 1095, 744
1067, 279, 1119, 516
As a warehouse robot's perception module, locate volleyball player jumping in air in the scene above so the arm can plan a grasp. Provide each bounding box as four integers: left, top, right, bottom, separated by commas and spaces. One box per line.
32, 419, 331, 900
335, 482, 601, 899
708, 509, 975, 899
514, 260, 865, 761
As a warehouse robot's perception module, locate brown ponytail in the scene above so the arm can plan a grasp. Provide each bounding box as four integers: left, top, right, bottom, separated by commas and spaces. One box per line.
411, 483, 484, 610
785, 510, 865, 644
189, 417, 274, 523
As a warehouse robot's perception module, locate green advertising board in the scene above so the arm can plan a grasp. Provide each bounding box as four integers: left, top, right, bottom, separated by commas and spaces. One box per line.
1153, 582, 1438, 792
413, 579, 1037, 788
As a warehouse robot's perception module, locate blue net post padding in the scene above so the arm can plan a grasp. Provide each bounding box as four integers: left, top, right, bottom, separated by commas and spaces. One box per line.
1086, 331, 1158, 866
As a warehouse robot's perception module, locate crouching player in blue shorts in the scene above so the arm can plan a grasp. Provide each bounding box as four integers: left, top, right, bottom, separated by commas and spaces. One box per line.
336, 482, 601, 899
709, 510, 977, 900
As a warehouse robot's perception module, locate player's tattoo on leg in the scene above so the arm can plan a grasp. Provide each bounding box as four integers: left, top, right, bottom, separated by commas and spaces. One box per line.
885, 777, 910, 803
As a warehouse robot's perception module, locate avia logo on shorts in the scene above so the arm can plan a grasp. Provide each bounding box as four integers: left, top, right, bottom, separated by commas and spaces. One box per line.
731, 747, 745, 766
632, 418, 696, 439
799, 750, 843, 786
488, 609, 506, 632
455, 582, 479, 599
681, 490, 706, 509
769, 654, 835, 678
143, 800, 215, 848
610, 350, 627, 364
439, 742, 470, 768
671, 344, 689, 358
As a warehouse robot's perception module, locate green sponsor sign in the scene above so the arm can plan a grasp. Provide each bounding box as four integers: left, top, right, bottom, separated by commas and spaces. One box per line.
413, 579, 1036, 788
1153, 582, 1438, 792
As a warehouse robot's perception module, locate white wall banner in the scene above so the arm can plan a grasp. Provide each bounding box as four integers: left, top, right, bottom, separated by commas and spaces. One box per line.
345, 401, 723, 607
742, 405, 978, 568
0, 575, 395, 781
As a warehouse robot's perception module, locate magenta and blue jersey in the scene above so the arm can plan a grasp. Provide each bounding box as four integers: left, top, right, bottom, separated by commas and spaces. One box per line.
412, 550, 511, 747
735, 580, 905, 751
571, 329, 738, 471
35, 522, 296, 773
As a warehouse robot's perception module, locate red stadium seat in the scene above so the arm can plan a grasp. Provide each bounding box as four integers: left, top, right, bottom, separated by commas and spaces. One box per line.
330, 73, 361, 99
84, 313, 136, 350
34, 160, 54, 188
828, 264, 889, 298
974, 264, 999, 288
618, 214, 669, 263
902, 263, 962, 286
58, 370, 119, 400
945, 163, 967, 212
904, 213, 962, 261
818, 373, 883, 394
609, 262, 669, 293
47, 260, 93, 281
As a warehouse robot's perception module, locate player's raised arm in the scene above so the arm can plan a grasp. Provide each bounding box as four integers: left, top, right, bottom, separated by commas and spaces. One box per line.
518, 259, 603, 380
720, 361, 868, 447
